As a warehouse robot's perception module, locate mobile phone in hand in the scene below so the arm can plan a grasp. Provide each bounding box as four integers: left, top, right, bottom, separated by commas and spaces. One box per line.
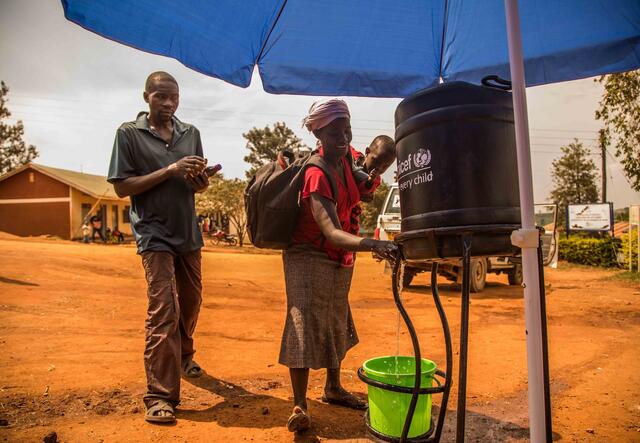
205, 164, 222, 177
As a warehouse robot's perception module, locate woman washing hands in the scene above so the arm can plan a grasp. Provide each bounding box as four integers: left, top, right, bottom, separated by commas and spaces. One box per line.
280, 99, 397, 433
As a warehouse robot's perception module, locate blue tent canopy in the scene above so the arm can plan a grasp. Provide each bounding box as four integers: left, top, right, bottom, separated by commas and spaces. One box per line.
60, 1, 640, 441
62, 0, 640, 97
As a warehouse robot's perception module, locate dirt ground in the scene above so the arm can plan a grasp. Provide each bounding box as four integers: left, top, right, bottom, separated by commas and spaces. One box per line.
0, 234, 639, 443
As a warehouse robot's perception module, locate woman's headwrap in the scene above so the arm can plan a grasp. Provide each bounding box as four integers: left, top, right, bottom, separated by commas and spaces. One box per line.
302, 98, 350, 132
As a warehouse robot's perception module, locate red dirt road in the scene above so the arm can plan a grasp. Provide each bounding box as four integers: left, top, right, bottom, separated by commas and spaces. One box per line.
0, 234, 639, 442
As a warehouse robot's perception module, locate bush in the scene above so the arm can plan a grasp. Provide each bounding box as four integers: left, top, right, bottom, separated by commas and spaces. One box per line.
620, 229, 639, 271
558, 236, 621, 268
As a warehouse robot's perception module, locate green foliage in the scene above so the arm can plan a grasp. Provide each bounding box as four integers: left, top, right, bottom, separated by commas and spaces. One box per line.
242, 122, 309, 178
596, 70, 640, 192
614, 207, 629, 222
549, 139, 599, 227
0, 81, 38, 175
359, 181, 390, 234
620, 229, 639, 271
558, 236, 620, 268
196, 176, 248, 246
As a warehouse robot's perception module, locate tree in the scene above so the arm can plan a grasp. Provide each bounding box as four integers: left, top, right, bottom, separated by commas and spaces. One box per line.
1, 81, 38, 175
359, 181, 390, 234
243, 122, 309, 178
549, 139, 599, 227
196, 177, 248, 246
595, 70, 640, 192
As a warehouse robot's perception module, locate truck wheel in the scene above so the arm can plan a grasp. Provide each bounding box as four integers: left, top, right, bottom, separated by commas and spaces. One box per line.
508, 263, 523, 286
469, 258, 487, 293
402, 269, 416, 288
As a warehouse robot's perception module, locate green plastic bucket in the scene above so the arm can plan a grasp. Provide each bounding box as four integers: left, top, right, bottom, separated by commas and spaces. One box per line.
362, 356, 437, 438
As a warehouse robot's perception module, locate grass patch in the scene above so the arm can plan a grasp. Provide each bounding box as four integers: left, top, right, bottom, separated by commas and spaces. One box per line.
556, 260, 602, 271
604, 270, 640, 284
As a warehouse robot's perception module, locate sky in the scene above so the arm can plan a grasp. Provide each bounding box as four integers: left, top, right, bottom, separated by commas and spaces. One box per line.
1, 0, 638, 209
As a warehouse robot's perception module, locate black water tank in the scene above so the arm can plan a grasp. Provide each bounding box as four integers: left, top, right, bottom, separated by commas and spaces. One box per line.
394, 81, 521, 259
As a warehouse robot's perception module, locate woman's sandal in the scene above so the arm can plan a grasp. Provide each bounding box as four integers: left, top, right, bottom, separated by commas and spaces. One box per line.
145, 399, 176, 423
321, 393, 368, 410
286, 406, 310, 432
182, 359, 203, 378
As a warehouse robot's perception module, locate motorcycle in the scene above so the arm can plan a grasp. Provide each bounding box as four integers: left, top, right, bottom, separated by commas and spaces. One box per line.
208, 229, 238, 246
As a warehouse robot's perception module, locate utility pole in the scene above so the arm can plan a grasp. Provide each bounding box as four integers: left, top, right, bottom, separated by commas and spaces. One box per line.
599, 129, 607, 203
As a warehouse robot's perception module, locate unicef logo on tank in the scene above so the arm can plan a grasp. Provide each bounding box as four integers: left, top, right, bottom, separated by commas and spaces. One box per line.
397, 147, 434, 192
413, 148, 431, 168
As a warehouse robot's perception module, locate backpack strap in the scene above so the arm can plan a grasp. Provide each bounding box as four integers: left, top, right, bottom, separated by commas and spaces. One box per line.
304, 154, 341, 250
306, 154, 339, 203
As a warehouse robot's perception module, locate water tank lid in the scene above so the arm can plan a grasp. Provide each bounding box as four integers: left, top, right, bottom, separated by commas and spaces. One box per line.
395, 81, 512, 127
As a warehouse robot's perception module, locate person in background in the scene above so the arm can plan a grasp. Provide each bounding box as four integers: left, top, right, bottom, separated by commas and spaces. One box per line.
81, 222, 91, 244
90, 213, 105, 243
107, 71, 210, 424
197, 214, 204, 233
112, 225, 125, 243
280, 98, 397, 433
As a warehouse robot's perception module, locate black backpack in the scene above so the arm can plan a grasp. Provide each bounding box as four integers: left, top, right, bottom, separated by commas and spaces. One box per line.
244, 150, 339, 249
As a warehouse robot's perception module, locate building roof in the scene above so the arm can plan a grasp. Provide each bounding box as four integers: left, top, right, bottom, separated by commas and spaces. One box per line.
0, 163, 125, 201
613, 221, 629, 237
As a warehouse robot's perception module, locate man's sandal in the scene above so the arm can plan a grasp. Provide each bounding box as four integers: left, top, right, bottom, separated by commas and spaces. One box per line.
182, 359, 203, 378
286, 406, 310, 432
145, 399, 176, 423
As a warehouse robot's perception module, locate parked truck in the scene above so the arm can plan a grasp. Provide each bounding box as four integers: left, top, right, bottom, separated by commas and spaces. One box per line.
374, 184, 558, 292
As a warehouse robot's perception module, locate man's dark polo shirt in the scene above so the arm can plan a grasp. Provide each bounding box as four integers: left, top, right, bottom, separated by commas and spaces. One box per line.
107, 112, 204, 255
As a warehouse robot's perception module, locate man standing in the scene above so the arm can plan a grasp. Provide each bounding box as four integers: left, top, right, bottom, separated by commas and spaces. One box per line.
107, 71, 209, 423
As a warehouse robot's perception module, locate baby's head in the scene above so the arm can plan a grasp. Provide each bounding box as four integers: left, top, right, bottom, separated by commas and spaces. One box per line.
364, 135, 396, 176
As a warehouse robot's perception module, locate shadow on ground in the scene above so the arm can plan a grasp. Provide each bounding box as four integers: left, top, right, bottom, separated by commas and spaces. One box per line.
180, 372, 368, 440
0, 276, 38, 286
181, 373, 553, 442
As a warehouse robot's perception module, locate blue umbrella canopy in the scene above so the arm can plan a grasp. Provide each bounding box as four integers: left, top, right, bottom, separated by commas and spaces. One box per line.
60, 1, 639, 442
61, 0, 639, 97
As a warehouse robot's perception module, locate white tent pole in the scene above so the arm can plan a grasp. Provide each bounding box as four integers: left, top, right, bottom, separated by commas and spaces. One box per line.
504, 1, 547, 442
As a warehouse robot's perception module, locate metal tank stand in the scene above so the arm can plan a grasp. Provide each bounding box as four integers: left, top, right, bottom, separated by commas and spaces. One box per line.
358, 259, 453, 443
455, 234, 472, 442
358, 226, 552, 443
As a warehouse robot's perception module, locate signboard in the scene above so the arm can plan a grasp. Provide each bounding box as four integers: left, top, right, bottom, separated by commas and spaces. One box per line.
567, 203, 613, 231
630, 204, 640, 225
391, 193, 400, 210
385, 188, 401, 214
